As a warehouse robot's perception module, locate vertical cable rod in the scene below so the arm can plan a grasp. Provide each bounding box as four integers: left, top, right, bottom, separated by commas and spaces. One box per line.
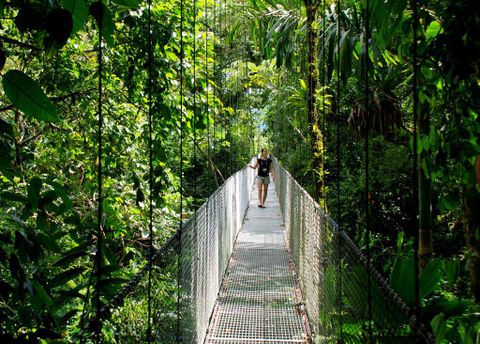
193, 0, 197, 209
213, 0, 217, 162
335, 1, 342, 340
146, 0, 154, 340
412, 0, 421, 335
335, 0, 341, 230
321, 0, 327, 211
364, 0, 373, 340
93, 8, 104, 342
176, 0, 185, 339
205, 0, 209, 161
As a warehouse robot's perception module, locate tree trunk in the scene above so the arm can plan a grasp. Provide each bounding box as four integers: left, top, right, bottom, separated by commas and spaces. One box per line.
304, 0, 323, 201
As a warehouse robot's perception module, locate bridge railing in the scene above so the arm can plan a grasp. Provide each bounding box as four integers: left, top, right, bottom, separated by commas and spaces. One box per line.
180, 161, 256, 342
85, 162, 255, 343
272, 157, 435, 343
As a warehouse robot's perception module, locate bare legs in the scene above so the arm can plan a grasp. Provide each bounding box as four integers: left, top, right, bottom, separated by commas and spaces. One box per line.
257, 183, 263, 207
262, 184, 268, 206
257, 183, 269, 207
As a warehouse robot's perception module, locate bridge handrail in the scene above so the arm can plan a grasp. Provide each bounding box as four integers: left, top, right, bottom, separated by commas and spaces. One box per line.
180, 161, 256, 342
272, 156, 435, 343
80, 160, 256, 341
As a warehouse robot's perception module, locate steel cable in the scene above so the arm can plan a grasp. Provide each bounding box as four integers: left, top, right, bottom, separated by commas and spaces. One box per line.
364, 0, 373, 340
146, 0, 154, 339
177, 0, 185, 339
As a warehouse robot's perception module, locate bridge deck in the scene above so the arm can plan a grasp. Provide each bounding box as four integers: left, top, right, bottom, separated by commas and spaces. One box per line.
206, 183, 309, 343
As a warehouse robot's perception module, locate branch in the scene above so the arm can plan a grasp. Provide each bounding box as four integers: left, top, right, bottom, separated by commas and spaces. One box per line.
0, 35, 40, 51
193, 139, 225, 187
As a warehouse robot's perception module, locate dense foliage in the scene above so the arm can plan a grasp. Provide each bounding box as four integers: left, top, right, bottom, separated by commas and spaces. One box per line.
1, 0, 479, 341
0, 0, 255, 340
235, 0, 480, 341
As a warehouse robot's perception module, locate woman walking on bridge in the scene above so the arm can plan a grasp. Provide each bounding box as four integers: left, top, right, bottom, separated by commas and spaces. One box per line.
248, 148, 275, 208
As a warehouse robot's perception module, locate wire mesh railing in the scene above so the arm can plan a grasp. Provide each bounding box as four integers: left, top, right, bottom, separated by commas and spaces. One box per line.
180, 163, 256, 342
80, 163, 255, 343
272, 157, 435, 343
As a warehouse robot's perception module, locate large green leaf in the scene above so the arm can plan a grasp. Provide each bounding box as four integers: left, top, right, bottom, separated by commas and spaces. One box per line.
89, 2, 114, 45
391, 254, 445, 307
419, 259, 443, 299
62, 0, 89, 34
27, 177, 43, 211
2, 70, 58, 122
49, 267, 85, 288
32, 280, 53, 306
0, 191, 28, 203
53, 245, 88, 267
390, 252, 415, 306
442, 259, 460, 286
425, 20, 442, 46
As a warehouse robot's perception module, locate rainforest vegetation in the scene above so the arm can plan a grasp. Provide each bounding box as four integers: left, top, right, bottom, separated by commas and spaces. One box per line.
0, 0, 479, 342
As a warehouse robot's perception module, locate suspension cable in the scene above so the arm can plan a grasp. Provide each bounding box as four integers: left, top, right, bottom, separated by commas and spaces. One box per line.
205, 0, 210, 176
146, 0, 154, 339
335, 1, 343, 340
364, 0, 373, 340
93, 8, 104, 342
193, 0, 197, 210
176, 0, 185, 338
412, 0, 420, 334
213, 0, 217, 164
321, 0, 327, 212
335, 0, 341, 230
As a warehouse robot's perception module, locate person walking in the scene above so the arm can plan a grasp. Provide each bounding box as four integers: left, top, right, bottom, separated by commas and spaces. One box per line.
248, 148, 275, 208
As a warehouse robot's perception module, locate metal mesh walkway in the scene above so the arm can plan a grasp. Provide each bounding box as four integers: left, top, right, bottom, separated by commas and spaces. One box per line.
206, 183, 310, 343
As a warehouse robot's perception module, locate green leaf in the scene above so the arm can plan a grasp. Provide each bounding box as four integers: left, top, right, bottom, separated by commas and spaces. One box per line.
28, 177, 43, 211
419, 259, 443, 298
62, 0, 89, 34
390, 252, 415, 306
423, 299, 472, 320
49, 267, 85, 288
0, 0, 5, 15
442, 259, 460, 286
58, 308, 80, 326
425, 21, 442, 45
2, 70, 58, 122
98, 277, 128, 286
0, 191, 28, 203
51, 181, 73, 213
36, 232, 61, 252
53, 246, 88, 267
430, 313, 447, 343
89, 2, 114, 45
32, 280, 53, 306
299, 79, 306, 90
111, 0, 139, 7
44, 9, 73, 53
98, 277, 128, 298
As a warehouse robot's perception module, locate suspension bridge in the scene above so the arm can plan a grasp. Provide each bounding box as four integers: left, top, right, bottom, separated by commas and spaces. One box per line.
79, 157, 435, 343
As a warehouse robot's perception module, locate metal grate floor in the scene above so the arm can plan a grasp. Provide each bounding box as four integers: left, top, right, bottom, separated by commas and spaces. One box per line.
206, 183, 310, 344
